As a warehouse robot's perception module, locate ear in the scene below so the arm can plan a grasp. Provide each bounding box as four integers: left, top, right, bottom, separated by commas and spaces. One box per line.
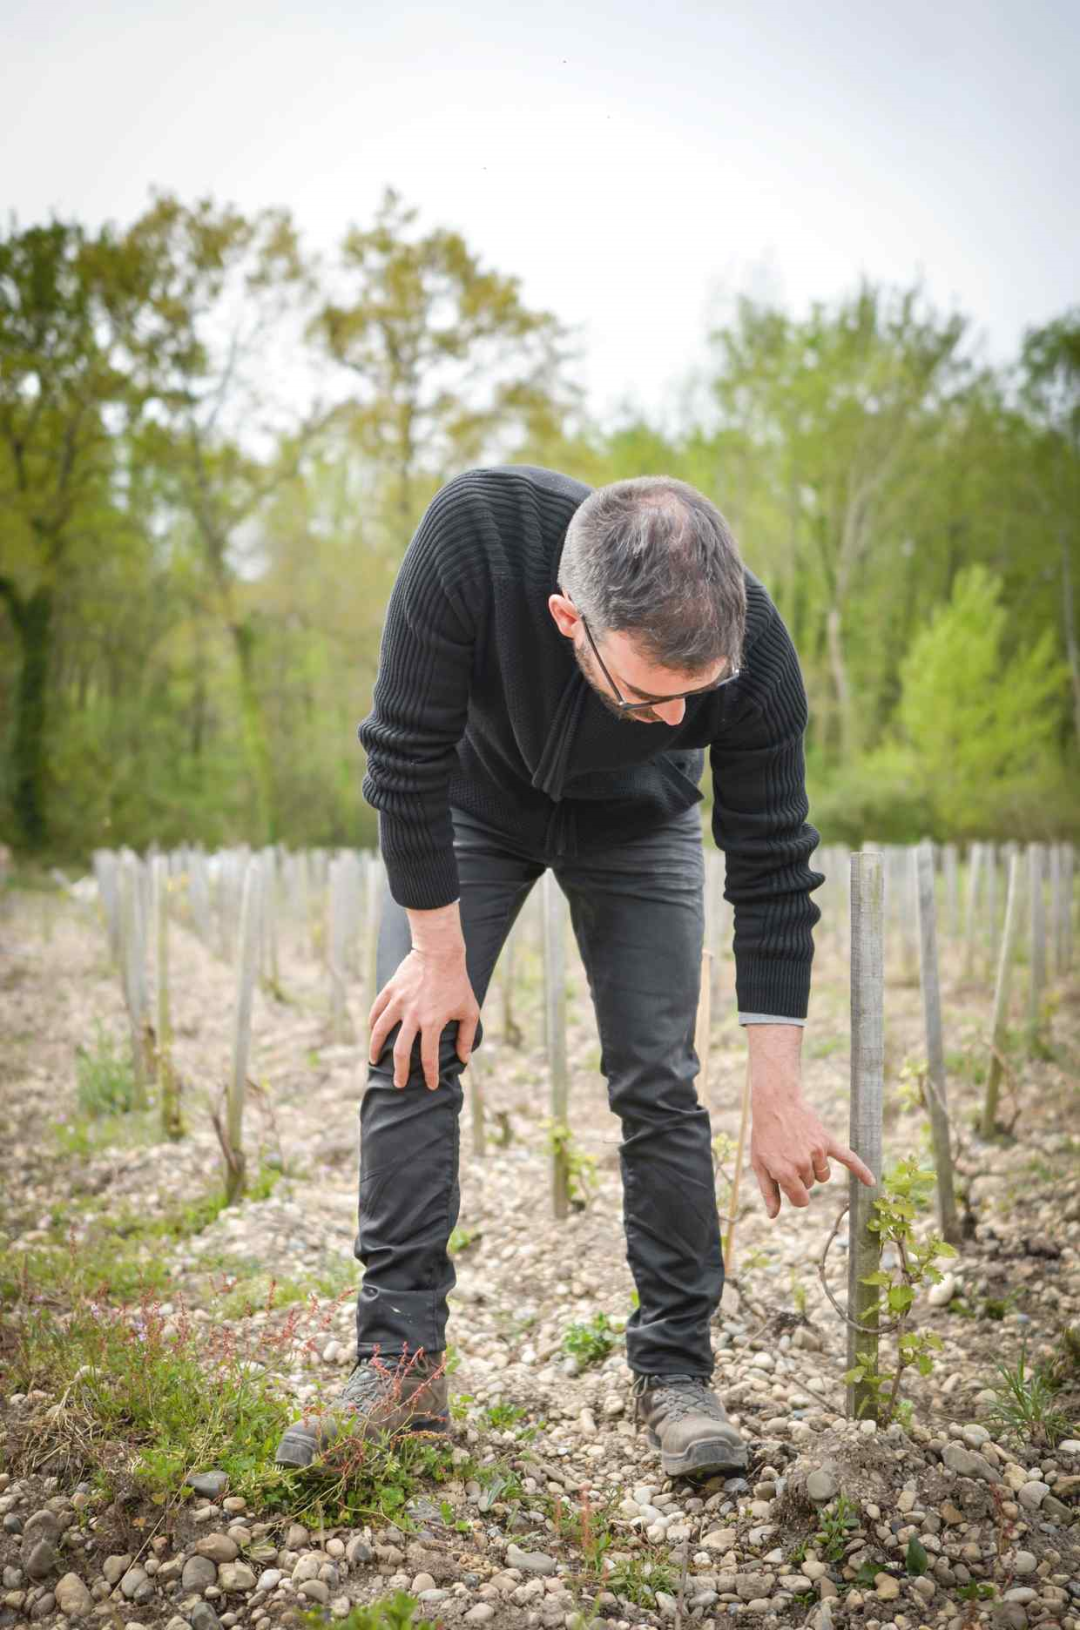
548, 592, 579, 640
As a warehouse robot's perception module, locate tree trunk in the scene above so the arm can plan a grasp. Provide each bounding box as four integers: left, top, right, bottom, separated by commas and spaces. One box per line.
826, 602, 857, 762
231, 616, 275, 846
0, 579, 53, 850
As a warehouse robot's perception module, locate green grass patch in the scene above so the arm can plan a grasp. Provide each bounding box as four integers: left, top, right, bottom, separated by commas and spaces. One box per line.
563, 1312, 617, 1367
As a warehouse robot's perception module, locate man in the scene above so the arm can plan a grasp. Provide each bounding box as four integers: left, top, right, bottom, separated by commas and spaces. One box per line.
276, 466, 873, 1479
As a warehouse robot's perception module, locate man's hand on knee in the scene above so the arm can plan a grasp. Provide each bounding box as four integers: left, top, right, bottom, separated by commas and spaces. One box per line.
369, 943, 480, 1090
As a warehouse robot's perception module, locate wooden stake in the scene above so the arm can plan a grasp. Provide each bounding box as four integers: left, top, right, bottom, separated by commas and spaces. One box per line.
1028, 842, 1047, 1050
846, 851, 884, 1423
962, 843, 984, 981
724, 1058, 752, 1276
152, 855, 182, 1140
694, 948, 713, 1107
915, 842, 960, 1245
542, 870, 570, 1220
981, 851, 1022, 1138
226, 858, 261, 1204
119, 853, 149, 1108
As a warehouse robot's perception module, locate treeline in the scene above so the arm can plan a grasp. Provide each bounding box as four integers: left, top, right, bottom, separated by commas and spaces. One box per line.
1, 187, 1077, 861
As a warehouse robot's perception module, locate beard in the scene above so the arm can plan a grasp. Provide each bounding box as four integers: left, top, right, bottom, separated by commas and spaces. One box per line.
571, 636, 659, 725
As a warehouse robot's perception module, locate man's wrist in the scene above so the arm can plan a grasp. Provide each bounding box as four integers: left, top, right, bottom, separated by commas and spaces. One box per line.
407, 899, 467, 959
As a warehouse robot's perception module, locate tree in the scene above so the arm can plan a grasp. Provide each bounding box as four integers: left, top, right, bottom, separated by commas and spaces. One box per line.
708, 281, 973, 763
1019, 311, 1080, 751
313, 187, 575, 545
115, 194, 326, 843
0, 220, 136, 848
894, 564, 1067, 835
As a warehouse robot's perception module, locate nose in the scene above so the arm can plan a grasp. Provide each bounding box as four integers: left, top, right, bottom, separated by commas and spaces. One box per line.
652, 698, 686, 727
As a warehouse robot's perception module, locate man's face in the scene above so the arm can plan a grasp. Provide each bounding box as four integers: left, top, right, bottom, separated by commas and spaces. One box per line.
560, 606, 727, 728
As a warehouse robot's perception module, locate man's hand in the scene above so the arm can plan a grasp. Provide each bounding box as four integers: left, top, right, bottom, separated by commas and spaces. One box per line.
368, 901, 479, 1091
747, 1023, 875, 1219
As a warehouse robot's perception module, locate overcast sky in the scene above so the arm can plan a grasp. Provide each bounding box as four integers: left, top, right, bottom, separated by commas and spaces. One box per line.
5, 0, 1078, 422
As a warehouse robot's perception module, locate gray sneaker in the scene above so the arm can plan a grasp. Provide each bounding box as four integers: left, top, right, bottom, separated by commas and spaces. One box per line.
275, 1352, 450, 1469
632, 1372, 748, 1479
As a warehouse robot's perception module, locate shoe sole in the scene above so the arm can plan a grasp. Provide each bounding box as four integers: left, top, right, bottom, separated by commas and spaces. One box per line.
645, 1426, 749, 1480
275, 1412, 449, 1469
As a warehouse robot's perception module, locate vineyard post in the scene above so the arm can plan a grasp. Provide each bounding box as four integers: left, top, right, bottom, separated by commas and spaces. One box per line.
226, 858, 262, 1204
694, 948, 713, 1106
1027, 843, 1047, 1050
846, 851, 884, 1423
93, 851, 121, 965
542, 869, 570, 1219
152, 856, 182, 1140
984, 843, 998, 983
328, 855, 349, 1043
962, 842, 984, 981
942, 843, 959, 941
119, 853, 150, 1108
1061, 844, 1075, 974
981, 851, 1023, 1137
915, 842, 960, 1244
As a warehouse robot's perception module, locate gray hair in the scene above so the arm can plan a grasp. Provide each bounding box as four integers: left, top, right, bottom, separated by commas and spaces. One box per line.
557, 476, 746, 672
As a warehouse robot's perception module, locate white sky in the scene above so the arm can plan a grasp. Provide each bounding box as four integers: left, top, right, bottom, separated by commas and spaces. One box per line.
4, 0, 1078, 424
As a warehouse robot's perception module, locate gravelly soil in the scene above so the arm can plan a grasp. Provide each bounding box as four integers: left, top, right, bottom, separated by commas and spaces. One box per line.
1, 875, 1078, 1630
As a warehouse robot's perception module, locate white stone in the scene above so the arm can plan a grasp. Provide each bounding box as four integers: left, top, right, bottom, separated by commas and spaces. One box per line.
1018, 1481, 1049, 1509
927, 1273, 957, 1306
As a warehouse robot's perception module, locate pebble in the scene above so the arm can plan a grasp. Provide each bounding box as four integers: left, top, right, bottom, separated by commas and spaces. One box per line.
219, 1561, 257, 1592
187, 1471, 229, 1498
505, 1544, 558, 1575
874, 1573, 901, 1599
182, 1555, 218, 1590
928, 1273, 957, 1306
465, 1607, 496, 1623
1018, 1480, 1049, 1509
806, 1468, 838, 1501
55, 1574, 92, 1616
196, 1533, 240, 1563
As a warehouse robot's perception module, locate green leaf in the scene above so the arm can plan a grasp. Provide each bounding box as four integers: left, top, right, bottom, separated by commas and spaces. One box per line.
843, 1366, 865, 1384
906, 1536, 929, 1575
860, 1271, 892, 1286
888, 1285, 916, 1313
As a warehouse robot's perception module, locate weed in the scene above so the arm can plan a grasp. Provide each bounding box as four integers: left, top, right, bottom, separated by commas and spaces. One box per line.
551, 1490, 618, 1577
482, 1401, 528, 1431
604, 1552, 677, 1606
544, 1118, 598, 1208
813, 1493, 861, 1563
955, 1582, 997, 1602
75, 1022, 137, 1117
301, 1591, 440, 1630
448, 1225, 480, 1255
984, 1335, 1077, 1448
563, 1312, 617, 1367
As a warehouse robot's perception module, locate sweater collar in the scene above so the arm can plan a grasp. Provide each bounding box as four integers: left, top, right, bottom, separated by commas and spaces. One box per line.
530, 664, 588, 802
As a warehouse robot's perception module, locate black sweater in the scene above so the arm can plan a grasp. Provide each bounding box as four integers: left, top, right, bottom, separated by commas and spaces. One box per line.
358, 465, 824, 1019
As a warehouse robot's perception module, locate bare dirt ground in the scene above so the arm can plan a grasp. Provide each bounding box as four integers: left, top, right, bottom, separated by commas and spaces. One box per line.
1, 870, 1078, 1630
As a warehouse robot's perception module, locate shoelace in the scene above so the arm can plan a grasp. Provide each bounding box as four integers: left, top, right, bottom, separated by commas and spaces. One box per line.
633, 1374, 729, 1426
341, 1362, 391, 1408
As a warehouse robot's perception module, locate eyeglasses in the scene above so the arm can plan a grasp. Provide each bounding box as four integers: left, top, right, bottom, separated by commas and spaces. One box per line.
578, 611, 741, 714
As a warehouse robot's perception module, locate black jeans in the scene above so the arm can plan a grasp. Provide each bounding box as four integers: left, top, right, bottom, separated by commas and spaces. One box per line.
353, 804, 725, 1376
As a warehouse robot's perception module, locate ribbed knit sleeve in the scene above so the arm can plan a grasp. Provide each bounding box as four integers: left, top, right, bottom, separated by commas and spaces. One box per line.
710, 609, 824, 1019
357, 481, 482, 910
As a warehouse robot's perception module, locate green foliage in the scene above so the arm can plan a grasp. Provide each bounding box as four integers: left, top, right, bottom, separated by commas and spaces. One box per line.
544, 1118, 598, 1209
74, 1022, 137, 1117
603, 1553, 677, 1607
1, 196, 1076, 857
842, 1157, 956, 1422
984, 1335, 1078, 1448
893, 565, 1069, 836
562, 1312, 617, 1367
905, 1535, 929, 1575
812, 1493, 861, 1562
302, 1592, 440, 1630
